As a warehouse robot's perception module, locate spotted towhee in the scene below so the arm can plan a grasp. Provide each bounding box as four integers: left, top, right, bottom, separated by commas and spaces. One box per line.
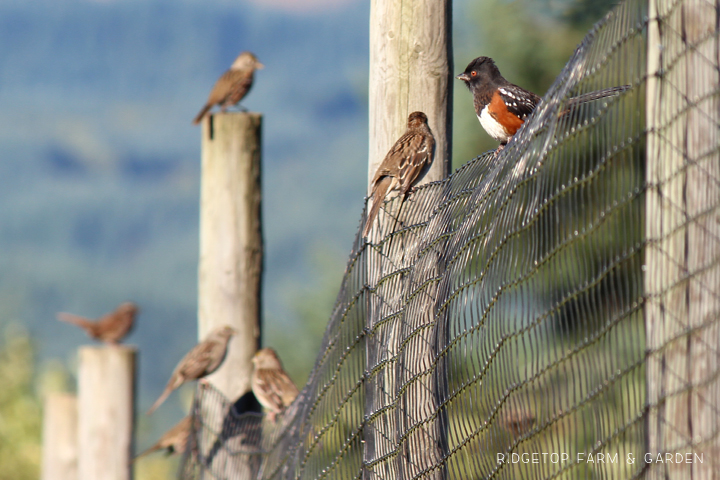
363, 111, 435, 238
457, 56, 629, 146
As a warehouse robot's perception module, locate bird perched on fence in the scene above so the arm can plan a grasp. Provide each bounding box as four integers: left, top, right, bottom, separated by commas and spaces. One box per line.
363, 111, 435, 237
457, 56, 629, 147
147, 325, 237, 415
192, 51, 264, 125
134, 416, 192, 460
56, 302, 137, 345
251, 348, 299, 422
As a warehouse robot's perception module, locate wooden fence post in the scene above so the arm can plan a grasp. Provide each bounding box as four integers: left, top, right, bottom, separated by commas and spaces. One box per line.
368, 0, 453, 186
42, 393, 78, 480
78, 346, 136, 480
365, 1, 452, 479
645, 0, 720, 478
196, 112, 263, 478
198, 112, 262, 401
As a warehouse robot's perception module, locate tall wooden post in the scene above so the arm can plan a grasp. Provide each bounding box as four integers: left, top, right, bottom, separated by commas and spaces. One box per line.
645, 0, 719, 478
198, 112, 263, 401
78, 346, 136, 480
42, 393, 78, 480
368, 0, 453, 186
197, 112, 263, 479
365, 1, 452, 479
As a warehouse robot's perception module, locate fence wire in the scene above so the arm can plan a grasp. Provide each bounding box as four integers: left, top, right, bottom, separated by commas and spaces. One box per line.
179, 0, 720, 478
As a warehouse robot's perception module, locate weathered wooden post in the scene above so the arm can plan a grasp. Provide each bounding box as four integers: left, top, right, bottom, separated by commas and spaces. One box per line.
645, 0, 719, 478
365, 1, 452, 479
198, 112, 262, 401
42, 393, 78, 480
77, 346, 136, 480
196, 112, 263, 477
368, 0, 453, 184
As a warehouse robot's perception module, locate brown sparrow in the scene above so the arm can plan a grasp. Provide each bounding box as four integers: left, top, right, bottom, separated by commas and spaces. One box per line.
147, 325, 237, 415
192, 51, 264, 124
57, 302, 137, 345
363, 111, 435, 237
251, 348, 299, 421
134, 416, 192, 460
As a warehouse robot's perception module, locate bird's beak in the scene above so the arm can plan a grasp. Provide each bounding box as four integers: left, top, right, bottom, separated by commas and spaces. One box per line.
255, 62, 265, 70
456, 73, 470, 82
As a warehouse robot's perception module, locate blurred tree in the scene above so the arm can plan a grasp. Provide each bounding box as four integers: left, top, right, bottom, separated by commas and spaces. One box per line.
266, 244, 347, 387
0, 325, 42, 480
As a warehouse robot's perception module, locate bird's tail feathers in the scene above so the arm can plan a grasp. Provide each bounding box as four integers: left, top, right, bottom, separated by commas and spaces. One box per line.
567, 85, 630, 106
363, 178, 392, 238
146, 388, 171, 416
133, 444, 161, 461
57, 313, 92, 330
193, 104, 212, 125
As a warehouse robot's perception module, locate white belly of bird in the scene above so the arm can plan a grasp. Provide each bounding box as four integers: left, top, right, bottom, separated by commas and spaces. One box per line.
478, 106, 510, 143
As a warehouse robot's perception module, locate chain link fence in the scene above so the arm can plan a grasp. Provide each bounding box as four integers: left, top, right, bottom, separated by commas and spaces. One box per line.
179, 0, 719, 478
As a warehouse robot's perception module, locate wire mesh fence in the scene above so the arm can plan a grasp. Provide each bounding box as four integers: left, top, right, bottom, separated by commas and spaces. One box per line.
178, 0, 719, 478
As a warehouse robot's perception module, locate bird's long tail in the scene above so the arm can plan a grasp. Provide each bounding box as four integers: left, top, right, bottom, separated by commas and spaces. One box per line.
363, 177, 392, 238
146, 386, 173, 415
193, 104, 212, 125
133, 443, 161, 461
567, 85, 630, 106
57, 313, 93, 332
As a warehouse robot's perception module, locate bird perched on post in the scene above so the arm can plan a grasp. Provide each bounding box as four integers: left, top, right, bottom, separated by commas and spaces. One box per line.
192, 51, 264, 125
363, 111, 435, 237
457, 56, 629, 146
251, 348, 299, 422
147, 325, 237, 415
56, 302, 137, 345
134, 416, 192, 460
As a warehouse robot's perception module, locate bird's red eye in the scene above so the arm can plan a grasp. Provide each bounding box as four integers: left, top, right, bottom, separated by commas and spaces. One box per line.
471, 71, 477, 77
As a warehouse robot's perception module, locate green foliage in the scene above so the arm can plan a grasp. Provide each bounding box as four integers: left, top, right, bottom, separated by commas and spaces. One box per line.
265, 244, 347, 387
0, 325, 42, 480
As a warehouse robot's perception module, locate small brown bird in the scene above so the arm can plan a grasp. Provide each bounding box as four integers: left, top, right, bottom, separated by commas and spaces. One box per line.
147, 325, 237, 415
502, 408, 536, 436
134, 416, 192, 460
363, 111, 435, 237
57, 302, 138, 345
192, 51, 264, 125
251, 348, 299, 421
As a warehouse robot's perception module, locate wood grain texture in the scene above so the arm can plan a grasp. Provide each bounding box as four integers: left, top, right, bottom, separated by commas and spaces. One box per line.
365, 2, 452, 479
42, 393, 78, 480
645, 1, 719, 478
78, 346, 136, 480
368, 0, 452, 189
198, 112, 262, 401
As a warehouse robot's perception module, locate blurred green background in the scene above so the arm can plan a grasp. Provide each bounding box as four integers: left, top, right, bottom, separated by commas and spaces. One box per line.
0, 0, 619, 477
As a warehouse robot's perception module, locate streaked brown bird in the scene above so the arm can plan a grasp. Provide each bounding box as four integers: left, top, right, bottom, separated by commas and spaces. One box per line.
147, 325, 237, 415
192, 51, 264, 125
363, 111, 435, 237
251, 348, 299, 421
57, 302, 137, 345
134, 416, 192, 460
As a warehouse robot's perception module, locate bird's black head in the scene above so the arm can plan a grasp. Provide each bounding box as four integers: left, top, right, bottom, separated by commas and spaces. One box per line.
456, 56, 503, 89
407, 111, 428, 128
